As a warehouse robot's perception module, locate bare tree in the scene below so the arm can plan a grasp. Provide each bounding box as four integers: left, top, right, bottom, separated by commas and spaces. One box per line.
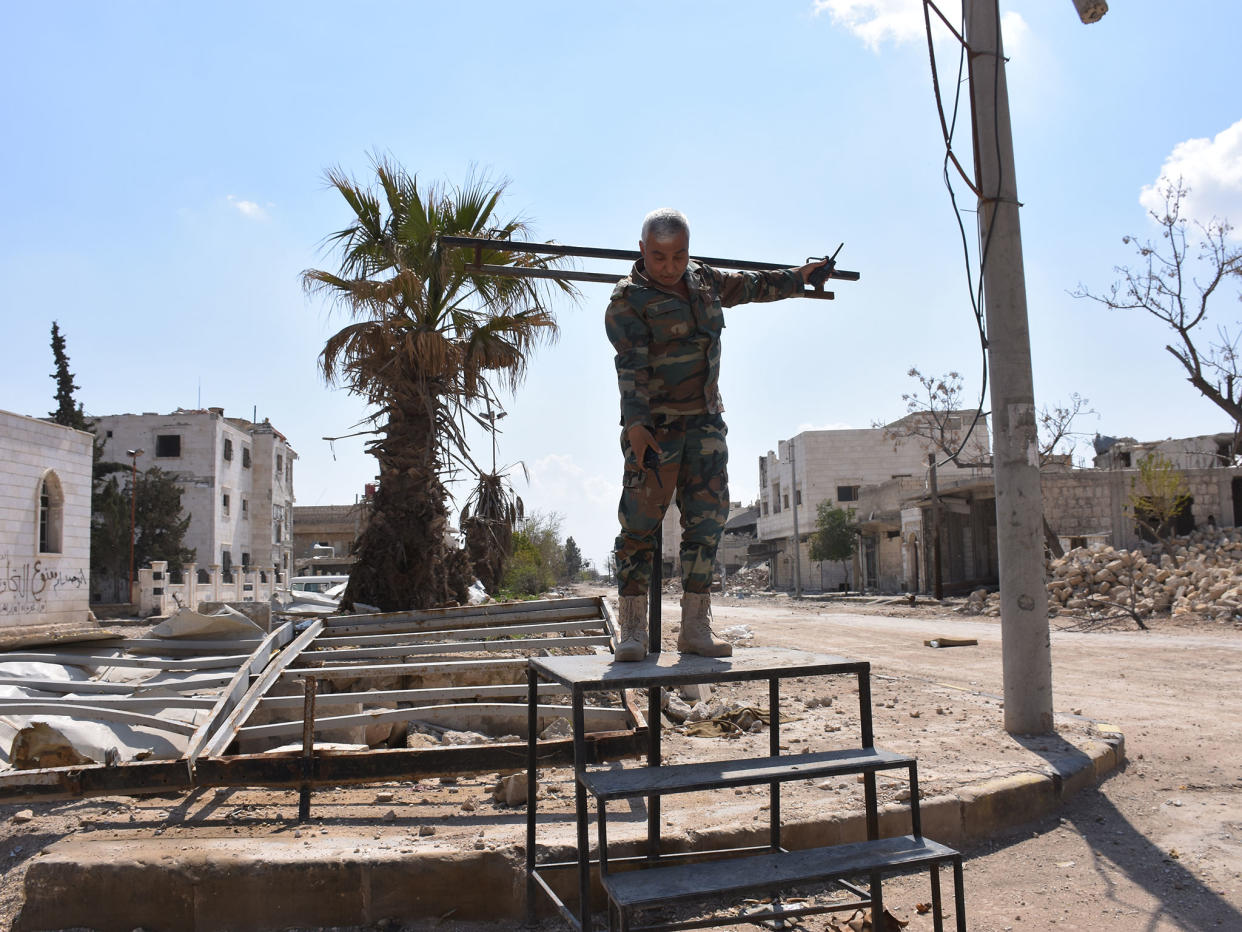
888, 367, 1095, 558
1037, 392, 1097, 466
1076, 180, 1242, 427
882, 368, 990, 467
887, 368, 1094, 467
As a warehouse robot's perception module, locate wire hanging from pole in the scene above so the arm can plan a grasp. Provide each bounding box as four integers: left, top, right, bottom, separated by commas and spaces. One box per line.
921, 0, 1008, 471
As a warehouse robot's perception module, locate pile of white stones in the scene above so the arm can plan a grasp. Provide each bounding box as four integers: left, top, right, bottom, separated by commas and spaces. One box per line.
961, 527, 1242, 621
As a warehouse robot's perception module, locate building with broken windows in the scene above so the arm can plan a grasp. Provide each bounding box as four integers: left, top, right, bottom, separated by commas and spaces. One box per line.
1091, 432, 1238, 471
754, 415, 990, 592
94, 408, 296, 580
291, 503, 366, 576
755, 419, 1242, 596
0, 409, 96, 643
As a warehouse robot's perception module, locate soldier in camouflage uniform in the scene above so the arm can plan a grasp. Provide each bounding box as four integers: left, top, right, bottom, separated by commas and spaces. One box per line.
606, 208, 829, 661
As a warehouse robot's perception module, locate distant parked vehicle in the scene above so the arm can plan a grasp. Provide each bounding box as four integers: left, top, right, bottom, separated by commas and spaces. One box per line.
289, 574, 349, 595
274, 574, 349, 614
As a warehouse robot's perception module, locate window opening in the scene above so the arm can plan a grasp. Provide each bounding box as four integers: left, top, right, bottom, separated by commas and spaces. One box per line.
155, 434, 181, 458
37, 472, 64, 554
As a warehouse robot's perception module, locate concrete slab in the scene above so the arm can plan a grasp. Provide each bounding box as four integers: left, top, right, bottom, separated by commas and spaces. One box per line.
18, 836, 523, 931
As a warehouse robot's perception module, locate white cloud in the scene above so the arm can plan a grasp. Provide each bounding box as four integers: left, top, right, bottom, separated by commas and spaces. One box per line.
227, 194, 268, 220
527, 453, 618, 508
522, 453, 620, 568
813, 0, 961, 50
1001, 10, 1028, 53
814, 2, 1026, 53
1140, 119, 1242, 228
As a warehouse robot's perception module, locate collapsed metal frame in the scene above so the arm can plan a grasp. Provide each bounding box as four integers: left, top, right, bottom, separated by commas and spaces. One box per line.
0, 597, 646, 804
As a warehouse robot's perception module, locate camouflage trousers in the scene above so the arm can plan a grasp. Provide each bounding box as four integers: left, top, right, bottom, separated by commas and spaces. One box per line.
615, 413, 729, 596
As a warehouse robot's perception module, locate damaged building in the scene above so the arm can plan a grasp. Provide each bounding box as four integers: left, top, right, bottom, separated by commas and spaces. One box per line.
291, 502, 367, 576
94, 407, 297, 586
755, 419, 1242, 596
754, 415, 990, 592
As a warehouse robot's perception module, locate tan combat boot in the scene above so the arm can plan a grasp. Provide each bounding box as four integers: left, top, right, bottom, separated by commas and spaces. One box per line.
614, 594, 649, 662
677, 592, 733, 657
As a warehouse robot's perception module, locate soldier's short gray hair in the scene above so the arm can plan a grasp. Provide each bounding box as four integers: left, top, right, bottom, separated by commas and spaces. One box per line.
641, 208, 690, 244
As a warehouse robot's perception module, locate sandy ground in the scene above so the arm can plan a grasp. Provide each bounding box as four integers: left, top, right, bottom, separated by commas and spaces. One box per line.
1, 590, 1240, 931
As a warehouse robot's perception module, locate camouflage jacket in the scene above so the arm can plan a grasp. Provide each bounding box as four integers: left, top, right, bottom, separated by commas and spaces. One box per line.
605, 258, 802, 429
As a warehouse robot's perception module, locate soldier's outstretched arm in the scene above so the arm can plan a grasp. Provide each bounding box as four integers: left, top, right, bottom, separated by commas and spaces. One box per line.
715, 265, 803, 308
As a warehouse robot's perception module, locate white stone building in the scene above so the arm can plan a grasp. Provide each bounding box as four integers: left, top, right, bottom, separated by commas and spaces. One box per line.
755, 413, 990, 592
0, 409, 95, 640
94, 408, 297, 579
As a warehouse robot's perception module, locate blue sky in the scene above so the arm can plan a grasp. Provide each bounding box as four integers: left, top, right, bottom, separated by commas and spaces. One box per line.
3, 1, 1240, 572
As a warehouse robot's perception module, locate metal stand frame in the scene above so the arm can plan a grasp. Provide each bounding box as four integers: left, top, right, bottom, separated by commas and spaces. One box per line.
524, 649, 966, 931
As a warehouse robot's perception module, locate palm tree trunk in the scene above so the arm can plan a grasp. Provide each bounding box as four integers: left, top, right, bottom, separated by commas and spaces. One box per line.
343, 395, 471, 612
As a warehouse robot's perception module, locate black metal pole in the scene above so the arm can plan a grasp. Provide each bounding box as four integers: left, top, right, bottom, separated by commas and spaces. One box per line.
297, 675, 317, 822
649, 524, 662, 653
437, 234, 861, 281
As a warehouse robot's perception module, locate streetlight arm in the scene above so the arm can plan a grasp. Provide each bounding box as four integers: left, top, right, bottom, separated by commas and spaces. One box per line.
1070, 0, 1107, 24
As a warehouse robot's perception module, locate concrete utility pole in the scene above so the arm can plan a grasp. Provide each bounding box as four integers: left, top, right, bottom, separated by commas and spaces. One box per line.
927, 454, 944, 601
964, 0, 1053, 734
790, 438, 802, 599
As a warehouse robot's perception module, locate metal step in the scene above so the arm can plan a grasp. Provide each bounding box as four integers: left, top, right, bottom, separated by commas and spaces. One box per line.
581, 747, 913, 800
601, 835, 958, 910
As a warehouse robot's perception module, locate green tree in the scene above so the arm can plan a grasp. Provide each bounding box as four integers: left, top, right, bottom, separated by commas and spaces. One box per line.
302, 157, 573, 611
134, 467, 195, 572
563, 536, 583, 582
809, 501, 858, 591
48, 321, 90, 431
1128, 454, 1192, 544
90, 475, 130, 602
89, 467, 195, 602
500, 513, 565, 597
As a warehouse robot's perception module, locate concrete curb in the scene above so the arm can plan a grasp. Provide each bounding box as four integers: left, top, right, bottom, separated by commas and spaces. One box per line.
18, 728, 1125, 931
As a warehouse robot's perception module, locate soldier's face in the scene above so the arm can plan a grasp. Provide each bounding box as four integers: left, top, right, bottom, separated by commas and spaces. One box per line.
640, 232, 689, 288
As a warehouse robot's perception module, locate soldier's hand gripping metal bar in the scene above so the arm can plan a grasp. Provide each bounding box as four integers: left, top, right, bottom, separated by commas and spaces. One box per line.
806, 242, 846, 293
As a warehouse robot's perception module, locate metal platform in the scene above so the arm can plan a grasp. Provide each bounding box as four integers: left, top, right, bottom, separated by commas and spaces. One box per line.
524, 648, 966, 932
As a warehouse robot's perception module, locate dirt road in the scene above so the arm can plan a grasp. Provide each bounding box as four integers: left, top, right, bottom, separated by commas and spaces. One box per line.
2, 594, 1239, 931
710, 594, 1242, 931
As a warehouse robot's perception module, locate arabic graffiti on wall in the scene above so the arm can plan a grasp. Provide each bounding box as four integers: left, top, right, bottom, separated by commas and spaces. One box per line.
0, 556, 87, 618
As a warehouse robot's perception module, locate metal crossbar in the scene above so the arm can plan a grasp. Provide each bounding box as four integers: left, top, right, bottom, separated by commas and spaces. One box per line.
437, 234, 860, 299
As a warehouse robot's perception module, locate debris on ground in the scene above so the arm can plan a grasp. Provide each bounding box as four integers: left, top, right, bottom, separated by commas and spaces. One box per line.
924, 637, 978, 648
682, 702, 772, 737
723, 564, 771, 598
958, 527, 1242, 622
539, 717, 573, 740
491, 772, 530, 806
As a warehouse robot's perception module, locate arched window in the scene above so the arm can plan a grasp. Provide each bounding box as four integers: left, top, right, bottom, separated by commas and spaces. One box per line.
38, 471, 65, 554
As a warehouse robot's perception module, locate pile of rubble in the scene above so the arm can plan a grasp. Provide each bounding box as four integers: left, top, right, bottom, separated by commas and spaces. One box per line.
722, 564, 770, 598
961, 528, 1242, 622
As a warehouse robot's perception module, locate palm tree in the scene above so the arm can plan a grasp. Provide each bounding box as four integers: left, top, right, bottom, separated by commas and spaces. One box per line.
461, 468, 523, 595
302, 157, 573, 611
